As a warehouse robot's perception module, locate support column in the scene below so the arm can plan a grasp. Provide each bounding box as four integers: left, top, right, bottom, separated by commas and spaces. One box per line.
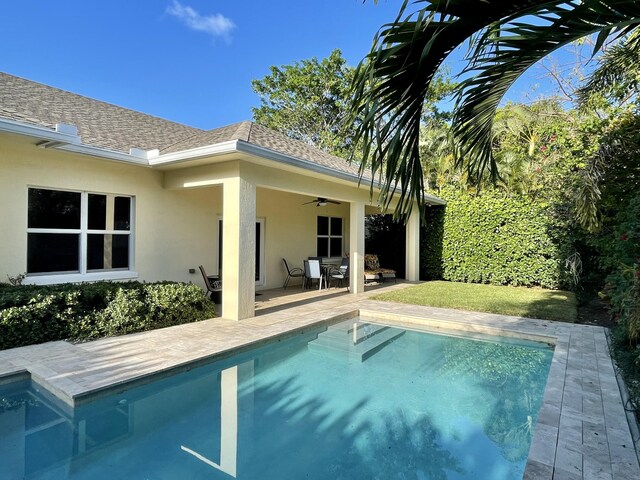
405, 206, 421, 281
349, 201, 365, 294
222, 176, 256, 320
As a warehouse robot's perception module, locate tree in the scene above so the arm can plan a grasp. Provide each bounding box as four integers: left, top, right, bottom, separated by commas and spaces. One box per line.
574, 30, 640, 231
251, 49, 355, 157
350, 0, 640, 221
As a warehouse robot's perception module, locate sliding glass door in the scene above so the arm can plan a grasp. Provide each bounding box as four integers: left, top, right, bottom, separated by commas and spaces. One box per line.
217, 218, 265, 286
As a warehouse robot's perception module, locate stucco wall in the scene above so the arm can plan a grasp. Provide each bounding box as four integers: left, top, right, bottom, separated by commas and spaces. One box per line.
1, 134, 395, 295
255, 188, 351, 290
0, 136, 216, 286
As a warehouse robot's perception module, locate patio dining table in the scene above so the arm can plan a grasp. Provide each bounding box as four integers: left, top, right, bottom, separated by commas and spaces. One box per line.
320, 262, 339, 288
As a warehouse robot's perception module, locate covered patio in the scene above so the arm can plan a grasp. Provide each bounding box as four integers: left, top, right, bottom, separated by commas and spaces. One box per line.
162, 152, 441, 321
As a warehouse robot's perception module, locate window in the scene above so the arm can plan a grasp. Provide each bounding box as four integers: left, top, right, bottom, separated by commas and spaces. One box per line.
317, 216, 343, 258
27, 188, 134, 280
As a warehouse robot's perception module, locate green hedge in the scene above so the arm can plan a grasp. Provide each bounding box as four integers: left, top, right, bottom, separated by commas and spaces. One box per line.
0, 282, 216, 350
421, 189, 569, 289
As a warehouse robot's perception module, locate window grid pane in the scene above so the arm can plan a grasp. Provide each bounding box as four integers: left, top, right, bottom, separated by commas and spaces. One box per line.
88, 194, 107, 230
27, 233, 80, 274
317, 216, 329, 236
330, 217, 342, 236
28, 188, 80, 229
330, 238, 342, 258
317, 238, 329, 258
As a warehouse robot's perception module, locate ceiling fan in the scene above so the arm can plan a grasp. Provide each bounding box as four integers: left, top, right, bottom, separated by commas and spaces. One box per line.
302, 197, 341, 207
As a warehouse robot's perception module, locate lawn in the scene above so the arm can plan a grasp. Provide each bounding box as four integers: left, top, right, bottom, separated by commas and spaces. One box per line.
372, 281, 577, 322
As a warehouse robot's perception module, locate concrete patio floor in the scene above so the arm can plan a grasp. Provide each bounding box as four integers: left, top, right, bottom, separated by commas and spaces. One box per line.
0, 281, 638, 479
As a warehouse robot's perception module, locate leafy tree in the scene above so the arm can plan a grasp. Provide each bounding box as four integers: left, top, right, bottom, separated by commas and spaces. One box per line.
251, 49, 355, 157
350, 0, 640, 221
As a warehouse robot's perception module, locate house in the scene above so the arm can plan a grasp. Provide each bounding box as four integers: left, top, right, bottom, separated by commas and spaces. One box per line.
0, 72, 444, 320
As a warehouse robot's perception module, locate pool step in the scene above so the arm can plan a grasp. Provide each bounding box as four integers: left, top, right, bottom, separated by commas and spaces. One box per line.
308, 322, 405, 362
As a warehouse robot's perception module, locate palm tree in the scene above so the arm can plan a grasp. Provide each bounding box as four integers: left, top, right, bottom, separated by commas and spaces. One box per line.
350, 0, 640, 222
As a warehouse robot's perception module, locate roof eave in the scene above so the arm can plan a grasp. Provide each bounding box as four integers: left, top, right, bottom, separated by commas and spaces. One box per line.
151, 139, 444, 205
0, 116, 446, 205
0, 117, 153, 165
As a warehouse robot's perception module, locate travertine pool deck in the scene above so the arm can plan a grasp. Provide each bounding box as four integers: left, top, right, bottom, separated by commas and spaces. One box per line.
1, 282, 638, 479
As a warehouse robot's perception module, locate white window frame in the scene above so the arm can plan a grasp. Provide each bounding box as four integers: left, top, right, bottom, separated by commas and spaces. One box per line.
317, 216, 343, 259
25, 187, 137, 285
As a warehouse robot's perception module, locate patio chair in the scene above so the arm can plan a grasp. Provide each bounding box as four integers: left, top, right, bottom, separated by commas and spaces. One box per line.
282, 258, 305, 289
199, 265, 222, 303
329, 257, 349, 290
364, 254, 396, 283
304, 259, 326, 290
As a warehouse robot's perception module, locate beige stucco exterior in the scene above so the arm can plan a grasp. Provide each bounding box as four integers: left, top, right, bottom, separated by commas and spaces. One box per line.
1, 126, 430, 321
0, 134, 216, 286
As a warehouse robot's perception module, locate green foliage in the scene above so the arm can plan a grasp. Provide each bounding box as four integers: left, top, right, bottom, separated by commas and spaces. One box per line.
350, 0, 640, 221
427, 189, 569, 289
420, 205, 445, 281
251, 49, 355, 157
0, 282, 216, 350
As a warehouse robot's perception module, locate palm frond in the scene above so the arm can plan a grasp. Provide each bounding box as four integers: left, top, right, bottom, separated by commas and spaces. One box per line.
576, 31, 640, 106
453, 1, 640, 182
350, 0, 640, 223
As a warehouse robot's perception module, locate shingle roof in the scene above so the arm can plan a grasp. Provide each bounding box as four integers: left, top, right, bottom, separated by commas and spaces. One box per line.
0, 72, 203, 152
162, 121, 365, 178
0, 72, 366, 180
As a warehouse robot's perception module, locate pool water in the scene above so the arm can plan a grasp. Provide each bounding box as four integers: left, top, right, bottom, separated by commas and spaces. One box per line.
0, 319, 553, 479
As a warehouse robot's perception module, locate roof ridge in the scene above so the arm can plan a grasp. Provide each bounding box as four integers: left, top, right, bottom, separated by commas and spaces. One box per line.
157, 130, 207, 153
230, 120, 252, 141
246, 121, 254, 142
250, 121, 340, 159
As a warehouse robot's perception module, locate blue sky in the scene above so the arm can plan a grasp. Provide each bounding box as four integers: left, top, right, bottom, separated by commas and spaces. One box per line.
0, 1, 575, 130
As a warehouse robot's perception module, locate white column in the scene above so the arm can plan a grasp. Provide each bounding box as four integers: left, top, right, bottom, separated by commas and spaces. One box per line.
222, 176, 256, 320
405, 206, 421, 281
349, 201, 365, 294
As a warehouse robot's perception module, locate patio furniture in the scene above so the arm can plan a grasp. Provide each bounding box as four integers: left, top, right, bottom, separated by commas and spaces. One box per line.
304, 259, 326, 290
199, 265, 222, 303
364, 254, 396, 283
329, 257, 349, 290
282, 258, 305, 289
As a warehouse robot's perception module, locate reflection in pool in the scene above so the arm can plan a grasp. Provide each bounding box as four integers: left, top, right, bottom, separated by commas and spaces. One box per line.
0, 319, 553, 479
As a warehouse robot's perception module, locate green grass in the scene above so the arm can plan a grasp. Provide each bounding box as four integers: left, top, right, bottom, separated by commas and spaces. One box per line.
372, 281, 577, 322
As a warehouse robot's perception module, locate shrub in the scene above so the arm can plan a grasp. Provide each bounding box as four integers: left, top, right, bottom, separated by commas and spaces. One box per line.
421, 188, 569, 289
0, 282, 215, 350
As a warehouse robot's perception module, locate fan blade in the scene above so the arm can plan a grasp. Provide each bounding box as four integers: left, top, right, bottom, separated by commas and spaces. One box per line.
302, 200, 318, 205
326, 200, 341, 205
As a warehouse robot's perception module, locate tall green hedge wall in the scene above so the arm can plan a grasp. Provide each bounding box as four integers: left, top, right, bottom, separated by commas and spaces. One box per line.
421, 189, 568, 289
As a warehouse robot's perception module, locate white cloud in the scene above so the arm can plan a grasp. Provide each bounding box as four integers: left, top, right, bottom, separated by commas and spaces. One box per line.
166, 1, 235, 41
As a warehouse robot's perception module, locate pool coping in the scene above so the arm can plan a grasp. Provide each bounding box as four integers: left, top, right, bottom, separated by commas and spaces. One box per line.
0, 285, 639, 479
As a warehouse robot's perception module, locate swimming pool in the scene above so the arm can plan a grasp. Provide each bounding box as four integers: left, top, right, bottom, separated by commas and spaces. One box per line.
0, 317, 553, 479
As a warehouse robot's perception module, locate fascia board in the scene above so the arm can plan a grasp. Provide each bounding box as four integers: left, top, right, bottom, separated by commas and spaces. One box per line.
55, 143, 149, 165
0, 117, 80, 144
148, 140, 239, 166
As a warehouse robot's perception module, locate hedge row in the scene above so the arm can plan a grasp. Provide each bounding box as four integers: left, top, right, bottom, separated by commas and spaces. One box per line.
0, 281, 216, 350
421, 189, 569, 289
